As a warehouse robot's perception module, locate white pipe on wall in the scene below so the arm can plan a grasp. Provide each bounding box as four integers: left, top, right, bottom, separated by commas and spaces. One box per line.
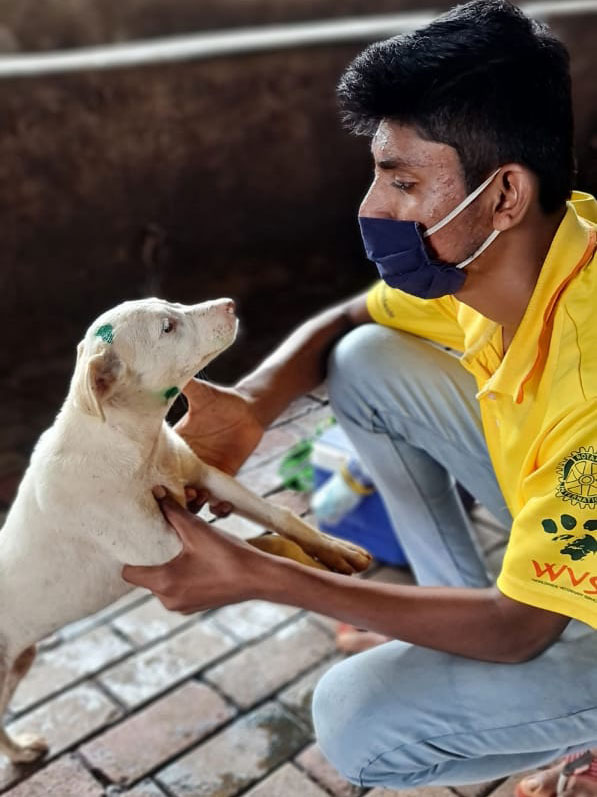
0, 1, 595, 77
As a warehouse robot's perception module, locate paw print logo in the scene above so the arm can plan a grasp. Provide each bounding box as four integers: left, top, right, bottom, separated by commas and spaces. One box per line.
541, 514, 597, 560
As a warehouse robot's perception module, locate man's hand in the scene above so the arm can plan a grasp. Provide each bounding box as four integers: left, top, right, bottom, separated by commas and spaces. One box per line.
175, 379, 264, 476
122, 486, 265, 613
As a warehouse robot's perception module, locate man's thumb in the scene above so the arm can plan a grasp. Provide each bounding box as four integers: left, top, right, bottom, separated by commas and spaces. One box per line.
181, 377, 211, 405
152, 485, 205, 544
153, 486, 188, 522
121, 562, 161, 587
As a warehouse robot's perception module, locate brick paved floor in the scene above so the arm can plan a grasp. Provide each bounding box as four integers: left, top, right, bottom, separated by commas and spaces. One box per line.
0, 390, 520, 797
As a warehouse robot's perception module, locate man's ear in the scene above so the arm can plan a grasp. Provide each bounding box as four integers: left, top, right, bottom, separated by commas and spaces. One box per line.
75, 348, 124, 422
492, 164, 535, 232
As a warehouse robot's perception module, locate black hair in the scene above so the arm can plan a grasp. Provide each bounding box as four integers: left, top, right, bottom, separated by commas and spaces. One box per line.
337, 0, 574, 213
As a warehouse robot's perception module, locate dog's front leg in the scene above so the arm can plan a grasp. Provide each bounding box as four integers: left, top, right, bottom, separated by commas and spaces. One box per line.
188, 461, 371, 574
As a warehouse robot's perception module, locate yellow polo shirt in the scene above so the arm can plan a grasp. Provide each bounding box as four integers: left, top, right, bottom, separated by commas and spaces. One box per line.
366, 192, 597, 627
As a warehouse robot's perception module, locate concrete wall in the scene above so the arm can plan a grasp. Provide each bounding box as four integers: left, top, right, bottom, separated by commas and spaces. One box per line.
0, 43, 379, 379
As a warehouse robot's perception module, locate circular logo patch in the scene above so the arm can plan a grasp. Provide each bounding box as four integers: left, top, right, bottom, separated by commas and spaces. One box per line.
556, 446, 597, 508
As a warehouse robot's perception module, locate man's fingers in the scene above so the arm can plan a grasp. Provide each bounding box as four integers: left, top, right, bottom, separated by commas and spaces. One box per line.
153, 485, 213, 543
153, 485, 189, 517
209, 501, 233, 518
158, 485, 232, 521
185, 487, 209, 504
185, 487, 209, 514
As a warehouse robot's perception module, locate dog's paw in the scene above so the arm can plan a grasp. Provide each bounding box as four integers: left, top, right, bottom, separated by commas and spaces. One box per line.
248, 533, 329, 570
314, 535, 373, 574
9, 733, 49, 764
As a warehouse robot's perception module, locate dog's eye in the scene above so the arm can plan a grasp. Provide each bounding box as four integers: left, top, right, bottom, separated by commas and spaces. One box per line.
161, 318, 176, 335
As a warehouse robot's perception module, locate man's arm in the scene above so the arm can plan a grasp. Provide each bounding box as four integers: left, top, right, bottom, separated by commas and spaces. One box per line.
258, 555, 570, 664
236, 291, 371, 428
123, 492, 570, 666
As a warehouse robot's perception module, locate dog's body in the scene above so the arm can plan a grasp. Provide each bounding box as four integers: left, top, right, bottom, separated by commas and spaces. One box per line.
0, 297, 370, 763
0, 408, 188, 650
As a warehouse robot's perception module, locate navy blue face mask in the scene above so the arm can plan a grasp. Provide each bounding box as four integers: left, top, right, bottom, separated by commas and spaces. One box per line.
359, 169, 501, 299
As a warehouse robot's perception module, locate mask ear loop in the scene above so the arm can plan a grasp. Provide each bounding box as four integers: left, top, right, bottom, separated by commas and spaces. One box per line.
454, 228, 501, 269
423, 168, 501, 239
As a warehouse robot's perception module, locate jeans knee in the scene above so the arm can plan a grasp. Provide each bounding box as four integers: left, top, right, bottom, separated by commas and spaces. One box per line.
312, 648, 456, 790
312, 666, 426, 789
311, 656, 396, 786
311, 662, 366, 785
327, 323, 448, 418
328, 323, 374, 391
327, 323, 396, 421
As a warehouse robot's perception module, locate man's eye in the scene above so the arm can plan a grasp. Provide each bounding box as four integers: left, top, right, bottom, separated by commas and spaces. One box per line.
161, 318, 176, 334
392, 180, 415, 192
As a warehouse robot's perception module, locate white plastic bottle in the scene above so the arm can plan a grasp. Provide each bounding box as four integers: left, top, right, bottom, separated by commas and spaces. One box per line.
312, 458, 375, 526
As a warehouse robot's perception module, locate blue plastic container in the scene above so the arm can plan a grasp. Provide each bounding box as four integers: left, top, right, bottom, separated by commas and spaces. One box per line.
311, 425, 408, 566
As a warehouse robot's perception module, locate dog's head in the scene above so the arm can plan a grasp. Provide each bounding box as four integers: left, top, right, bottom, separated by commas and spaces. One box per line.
71, 297, 237, 421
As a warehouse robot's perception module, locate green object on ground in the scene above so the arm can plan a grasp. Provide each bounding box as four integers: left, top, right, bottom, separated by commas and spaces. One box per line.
278, 415, 336, 492
279, 439, 314, 492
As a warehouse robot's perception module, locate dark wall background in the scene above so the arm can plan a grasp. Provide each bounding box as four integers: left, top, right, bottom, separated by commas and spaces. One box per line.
0, 0, 444, 52
0, 2, 595, 463
0, 45, 380, 399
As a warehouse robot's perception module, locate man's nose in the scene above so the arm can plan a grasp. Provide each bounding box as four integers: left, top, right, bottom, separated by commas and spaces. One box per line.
359, 181, 392, 219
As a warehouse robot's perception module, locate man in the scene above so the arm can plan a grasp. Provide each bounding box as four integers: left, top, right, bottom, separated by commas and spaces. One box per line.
123, 1, 597, 793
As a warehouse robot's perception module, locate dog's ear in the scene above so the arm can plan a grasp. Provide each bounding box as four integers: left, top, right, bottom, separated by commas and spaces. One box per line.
75, 348, 124, 422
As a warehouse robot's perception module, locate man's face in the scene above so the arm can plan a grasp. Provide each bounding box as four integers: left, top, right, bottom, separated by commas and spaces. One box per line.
360, 120, 494, 264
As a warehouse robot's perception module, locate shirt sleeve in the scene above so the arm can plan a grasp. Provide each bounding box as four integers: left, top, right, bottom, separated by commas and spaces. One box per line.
366, 280, 465, 352
497, 402, 597, 628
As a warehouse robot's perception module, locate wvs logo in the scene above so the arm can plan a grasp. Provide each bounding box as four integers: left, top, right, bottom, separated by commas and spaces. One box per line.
532, 560, 597, 594
541, 514, 597, 561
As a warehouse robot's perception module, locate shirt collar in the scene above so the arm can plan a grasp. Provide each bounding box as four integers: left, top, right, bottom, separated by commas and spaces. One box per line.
476, 194, 597, 402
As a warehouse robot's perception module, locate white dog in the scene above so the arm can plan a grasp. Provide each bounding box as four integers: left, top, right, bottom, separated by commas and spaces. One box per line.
0, 297, 371, 764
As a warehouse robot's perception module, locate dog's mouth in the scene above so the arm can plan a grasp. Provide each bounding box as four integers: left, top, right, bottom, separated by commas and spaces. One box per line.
206, 338, 234, 361
197, 319, 239, 367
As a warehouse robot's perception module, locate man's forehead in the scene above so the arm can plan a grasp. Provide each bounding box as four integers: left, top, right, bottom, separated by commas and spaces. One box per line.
370, 121, 457, 170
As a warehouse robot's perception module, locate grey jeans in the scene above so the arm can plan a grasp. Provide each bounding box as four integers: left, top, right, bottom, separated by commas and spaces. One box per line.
311, 324, 597, 789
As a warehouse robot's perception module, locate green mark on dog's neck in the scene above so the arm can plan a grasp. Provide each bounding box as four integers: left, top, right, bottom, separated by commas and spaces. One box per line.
163, 386, 180, 401
95, 324, 114, 344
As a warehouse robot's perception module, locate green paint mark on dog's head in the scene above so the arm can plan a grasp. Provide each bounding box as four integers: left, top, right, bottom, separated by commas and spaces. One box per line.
95, 324, 114, 344
163, 386, 180, 401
